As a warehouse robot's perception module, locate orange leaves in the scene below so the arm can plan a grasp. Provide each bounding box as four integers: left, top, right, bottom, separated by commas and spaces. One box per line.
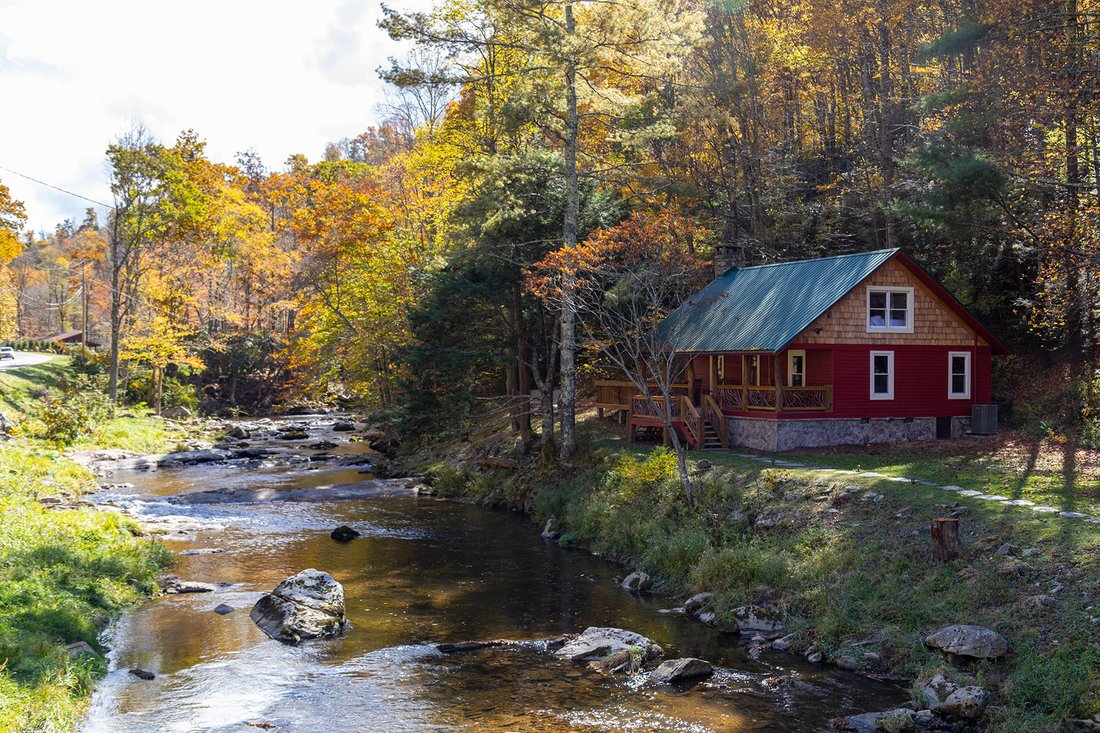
527, 210, 711, 303
264, 164, 390, 259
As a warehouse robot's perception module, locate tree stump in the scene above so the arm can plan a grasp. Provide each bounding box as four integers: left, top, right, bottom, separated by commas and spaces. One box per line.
931, 518, 961, 562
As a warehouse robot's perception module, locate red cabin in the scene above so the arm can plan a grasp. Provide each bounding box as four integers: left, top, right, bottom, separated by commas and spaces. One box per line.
596, 249, 1008, 452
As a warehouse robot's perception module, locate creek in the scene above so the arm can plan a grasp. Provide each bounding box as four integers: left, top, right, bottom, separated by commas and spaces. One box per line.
80, 417, 905, 733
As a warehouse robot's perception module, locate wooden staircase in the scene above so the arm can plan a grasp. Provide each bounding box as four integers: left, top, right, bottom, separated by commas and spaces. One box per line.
701, 421, 723, 451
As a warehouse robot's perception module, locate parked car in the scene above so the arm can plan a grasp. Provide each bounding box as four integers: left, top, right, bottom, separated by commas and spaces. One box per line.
0, 347, 14, 360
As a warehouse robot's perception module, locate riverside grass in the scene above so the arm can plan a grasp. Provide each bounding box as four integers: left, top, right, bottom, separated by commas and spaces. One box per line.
0, 356, 185, 732
418, 420, 1100, 733
0, 440, 170, 733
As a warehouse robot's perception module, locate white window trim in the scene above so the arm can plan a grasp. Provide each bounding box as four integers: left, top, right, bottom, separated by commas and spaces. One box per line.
787, 349, 806, 387
948, 351, 971, 399
870, 350, 894, 400
866, 286, 915, 333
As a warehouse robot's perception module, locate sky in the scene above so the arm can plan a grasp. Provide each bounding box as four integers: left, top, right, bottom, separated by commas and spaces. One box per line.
0, 0, 430, 232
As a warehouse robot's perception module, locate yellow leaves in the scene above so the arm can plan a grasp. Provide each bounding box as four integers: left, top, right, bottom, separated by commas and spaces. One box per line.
121, 314, 202, 371
0, 180, 27, 266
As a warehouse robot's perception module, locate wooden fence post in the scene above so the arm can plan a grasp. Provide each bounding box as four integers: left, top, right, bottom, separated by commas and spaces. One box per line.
931, 518, 961, 562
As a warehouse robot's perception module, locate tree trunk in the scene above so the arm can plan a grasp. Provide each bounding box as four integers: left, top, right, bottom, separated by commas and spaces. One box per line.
513, 281, 532, 442
559, 1, 579, 461
931, 518, 961, 562
660, 396, 693, 507
877, 2, 896, 248
109, 272, 122, 404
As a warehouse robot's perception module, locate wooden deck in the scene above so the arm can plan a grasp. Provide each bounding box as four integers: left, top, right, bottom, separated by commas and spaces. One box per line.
595, 379, 833, 452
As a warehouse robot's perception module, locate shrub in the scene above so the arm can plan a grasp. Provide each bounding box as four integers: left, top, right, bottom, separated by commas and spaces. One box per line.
38, 375, 113, 445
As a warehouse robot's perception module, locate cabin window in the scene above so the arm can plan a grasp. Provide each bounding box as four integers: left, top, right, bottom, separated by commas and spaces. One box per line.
867, 287, 914, 332
948, 351, 971, 399
744, 355, 759, 386
787, 350, 805, 387
870, 351, 894, 400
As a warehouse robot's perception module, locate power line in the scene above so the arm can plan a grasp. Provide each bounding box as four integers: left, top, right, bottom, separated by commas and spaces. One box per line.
0, 163, 113, 209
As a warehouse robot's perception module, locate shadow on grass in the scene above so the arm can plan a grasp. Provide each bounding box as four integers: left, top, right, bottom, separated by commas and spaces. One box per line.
0, 360, 71, 414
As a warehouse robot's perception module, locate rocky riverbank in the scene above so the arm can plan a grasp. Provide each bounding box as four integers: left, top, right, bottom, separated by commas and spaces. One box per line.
398, 420, 1100, 733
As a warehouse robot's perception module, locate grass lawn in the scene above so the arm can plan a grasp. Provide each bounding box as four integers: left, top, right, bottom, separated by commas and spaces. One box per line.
766, 433, 1100, 518
0, 356, 73, 416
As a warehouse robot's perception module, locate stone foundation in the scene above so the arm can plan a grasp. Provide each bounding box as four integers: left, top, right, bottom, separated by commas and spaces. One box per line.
727, 415, 972, 452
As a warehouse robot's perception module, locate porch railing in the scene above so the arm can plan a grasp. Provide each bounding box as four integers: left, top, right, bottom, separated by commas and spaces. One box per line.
629, 393, 683, 420
714, 384, 832, 413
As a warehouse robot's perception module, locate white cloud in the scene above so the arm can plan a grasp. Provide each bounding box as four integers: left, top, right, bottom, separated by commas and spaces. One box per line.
0, 0, 433, 231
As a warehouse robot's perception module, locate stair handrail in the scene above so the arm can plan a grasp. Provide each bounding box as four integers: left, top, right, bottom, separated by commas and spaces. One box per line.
703, 393, 728, 450
681, 396, 701, 449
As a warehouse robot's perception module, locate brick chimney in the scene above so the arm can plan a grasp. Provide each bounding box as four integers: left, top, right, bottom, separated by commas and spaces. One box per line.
714, 242, 744, 278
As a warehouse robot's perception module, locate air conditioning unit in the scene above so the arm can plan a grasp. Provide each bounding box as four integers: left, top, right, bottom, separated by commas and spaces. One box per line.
971, 404, 998, 435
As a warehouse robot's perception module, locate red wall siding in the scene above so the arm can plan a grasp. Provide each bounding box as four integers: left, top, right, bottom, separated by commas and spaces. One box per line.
821, 343, 991, 418
803, 348, 833, 387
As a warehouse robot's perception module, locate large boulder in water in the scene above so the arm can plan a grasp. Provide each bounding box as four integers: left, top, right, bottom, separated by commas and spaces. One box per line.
924, 624, 1008, 660
650, 657, 713, 683
330, 525, 361, 543
250, 569, 347, 644
554, 627, 663, 664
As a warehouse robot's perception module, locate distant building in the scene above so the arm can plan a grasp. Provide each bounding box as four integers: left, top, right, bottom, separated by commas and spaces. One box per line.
44, 330, 101, 349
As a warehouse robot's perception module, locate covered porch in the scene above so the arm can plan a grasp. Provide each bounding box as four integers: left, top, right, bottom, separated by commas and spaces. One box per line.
594, 349, 833, 451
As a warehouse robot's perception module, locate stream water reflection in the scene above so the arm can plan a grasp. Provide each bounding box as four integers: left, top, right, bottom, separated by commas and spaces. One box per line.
81, 418, 905, 732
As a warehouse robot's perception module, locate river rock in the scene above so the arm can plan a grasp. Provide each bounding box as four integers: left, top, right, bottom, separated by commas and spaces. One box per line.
310, 440, 339, 451
160, 575, 217, 594
554, 627, 663, 664
66, 641, 98, 658
161, 449, 230, 465
129, 667, 156, 681
214, 604, 235, 615
650, 657, 713, 683
731, 605, 785, 633
161, 406, 192, 420
330, 525, 361, 542
918, 672, 989, 719
834, 708, 917, 733
332, 421, 356, 432
621, 571, 651, 592
683, 592, 713, 614
226, 425, 250, 439
250, 569, 347, 645
924, 624, 1008, 660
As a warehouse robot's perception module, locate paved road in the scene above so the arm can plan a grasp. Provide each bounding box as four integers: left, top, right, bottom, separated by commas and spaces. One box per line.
0, 351, 59, 371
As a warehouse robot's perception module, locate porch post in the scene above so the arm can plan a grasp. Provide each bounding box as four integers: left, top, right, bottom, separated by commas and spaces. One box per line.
774, 354, 783, 413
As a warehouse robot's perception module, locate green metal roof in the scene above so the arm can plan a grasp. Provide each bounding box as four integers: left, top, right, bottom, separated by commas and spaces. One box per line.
659, 248, 900, 353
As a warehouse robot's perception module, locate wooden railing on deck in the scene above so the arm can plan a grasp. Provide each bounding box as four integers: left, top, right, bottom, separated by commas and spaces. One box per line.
714, 385, 832, 413
596, 380, 688, 412
629, 393, 682, 419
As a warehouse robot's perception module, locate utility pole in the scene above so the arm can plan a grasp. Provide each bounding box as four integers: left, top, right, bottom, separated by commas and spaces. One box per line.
81, 261, 88, 350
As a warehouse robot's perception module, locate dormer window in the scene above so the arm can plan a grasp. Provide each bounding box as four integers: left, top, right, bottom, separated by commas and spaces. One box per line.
867, 286, 914, 332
